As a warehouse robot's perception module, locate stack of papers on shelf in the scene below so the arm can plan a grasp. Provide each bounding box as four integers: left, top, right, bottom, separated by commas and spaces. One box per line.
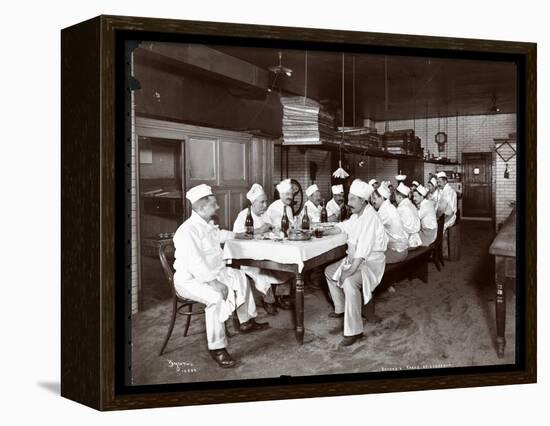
280, 96, 334, 144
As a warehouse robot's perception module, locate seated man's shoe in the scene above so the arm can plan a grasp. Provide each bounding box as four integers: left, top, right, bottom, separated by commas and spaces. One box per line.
328, 311, 344, 318
275, 295, 292, 310
209, 348, 237, 368
239, 318, 270, 334
339, 333, 363, 347
262, 300, 278, 316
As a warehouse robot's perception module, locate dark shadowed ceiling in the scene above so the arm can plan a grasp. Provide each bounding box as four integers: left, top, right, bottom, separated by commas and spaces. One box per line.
212, 45, 517, 122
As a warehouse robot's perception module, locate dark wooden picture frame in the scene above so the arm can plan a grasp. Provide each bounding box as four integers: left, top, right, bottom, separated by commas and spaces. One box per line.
61, 15, 536, 410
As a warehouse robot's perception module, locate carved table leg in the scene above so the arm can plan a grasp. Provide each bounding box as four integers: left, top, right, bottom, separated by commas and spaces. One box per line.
495, 256, 506, 358
295, 273, 305, 344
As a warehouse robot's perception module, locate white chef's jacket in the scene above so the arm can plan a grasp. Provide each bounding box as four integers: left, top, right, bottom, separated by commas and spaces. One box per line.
173, 211, 247, 320
331, 205, 388, 305
377, 199, 409, 252
428, 188, 441, 211
301, 199, 322, 223
232, 208, 288, 294
265, 199, 294, 229
397, 198, 422, 248
437, 183, 457, 231
418, 198, 437, 246
326, 198, 341, 219
232, 208, 273, 234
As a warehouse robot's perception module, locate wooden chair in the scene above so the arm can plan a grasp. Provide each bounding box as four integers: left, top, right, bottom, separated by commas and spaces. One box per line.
157, 240, 205, 356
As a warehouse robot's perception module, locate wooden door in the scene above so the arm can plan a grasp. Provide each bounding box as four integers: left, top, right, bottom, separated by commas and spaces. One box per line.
397, 158, 424, 186
462, 152, 492, 217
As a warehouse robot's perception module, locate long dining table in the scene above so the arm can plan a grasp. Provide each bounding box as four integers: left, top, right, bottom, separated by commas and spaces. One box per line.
223, 232, 348, 344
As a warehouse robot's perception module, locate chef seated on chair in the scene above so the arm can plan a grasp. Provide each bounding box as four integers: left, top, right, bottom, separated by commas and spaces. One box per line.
233, 183, 293, 315
409, 180, 420, 200
370, 181, 409, 264
413, 184, 438, 246
426, 176, 441, 210
369, 178, 380, 190
265, 178, 294, 227
301, 184, 323, 223
323, 179, 389, 347
394, 182, 422, 249
326, 184, 345, 222
173, 184, 269, 368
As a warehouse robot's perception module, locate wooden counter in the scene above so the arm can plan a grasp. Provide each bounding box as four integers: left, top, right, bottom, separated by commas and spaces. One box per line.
489, 208, 516, 358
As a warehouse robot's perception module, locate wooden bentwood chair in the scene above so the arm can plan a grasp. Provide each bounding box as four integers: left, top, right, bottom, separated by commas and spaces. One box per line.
157, 240, 205, 356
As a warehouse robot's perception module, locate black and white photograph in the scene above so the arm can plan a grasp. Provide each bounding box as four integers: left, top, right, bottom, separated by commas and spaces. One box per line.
127, 40, 520, 385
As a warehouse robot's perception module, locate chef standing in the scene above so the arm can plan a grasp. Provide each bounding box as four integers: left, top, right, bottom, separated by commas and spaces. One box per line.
427, 176, 440, 210
265, 178, 295, 228
173, 184, 269, 368
394, 182, 422, 248
436, 171, 458, 231
323, 180, 389, 347
301, 184, 323, 223
233, 183, 293, 314
413, 184, 438, 246
326, 184, 345, 222
370, 181, 409, 263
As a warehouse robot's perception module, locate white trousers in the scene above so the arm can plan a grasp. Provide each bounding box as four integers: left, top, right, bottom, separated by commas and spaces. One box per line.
241, 266, 292, 302
175, 267, 257, 350
324, 260, 364, 337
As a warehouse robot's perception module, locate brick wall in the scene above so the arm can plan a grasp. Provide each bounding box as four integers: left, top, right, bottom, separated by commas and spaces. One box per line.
273, 145, 333, 204
375, 113, 516, 163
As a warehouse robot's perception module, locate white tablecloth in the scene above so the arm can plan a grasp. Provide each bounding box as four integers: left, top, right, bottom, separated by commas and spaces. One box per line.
223, 233, 347, 272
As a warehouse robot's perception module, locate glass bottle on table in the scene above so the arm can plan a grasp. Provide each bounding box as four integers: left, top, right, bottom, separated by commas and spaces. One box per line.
245, 206, 254, 238
340, 204, 348, 221
302, 205, 310, 230
281, 206, 290, 237
320, 200, 328, 223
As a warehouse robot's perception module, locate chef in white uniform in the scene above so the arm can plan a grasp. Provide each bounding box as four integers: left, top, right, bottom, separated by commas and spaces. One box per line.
265, 178, 294, 228
368, 178, 380, 190
370, 181, 409, 263
326, 184, 345, 222
173, 184, 269, 368
233, 183, 292, 314
323, 180, 389, 346
413, 184, 438, 246
300, 184, 323, 223
394, 182, 422, 248
427, 176, 440, 210
436, 171, 457, 231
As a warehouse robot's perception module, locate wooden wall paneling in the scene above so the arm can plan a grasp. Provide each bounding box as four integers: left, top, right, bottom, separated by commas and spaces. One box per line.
186, 137, 217, 184
219, 138, 249, 186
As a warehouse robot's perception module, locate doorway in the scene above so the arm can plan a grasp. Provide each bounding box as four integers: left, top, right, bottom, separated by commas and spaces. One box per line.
462, 152, 493, 218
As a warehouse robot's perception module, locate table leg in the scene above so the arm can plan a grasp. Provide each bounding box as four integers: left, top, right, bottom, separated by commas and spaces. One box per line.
294, 273, 304, 344
495, 256, 506, 358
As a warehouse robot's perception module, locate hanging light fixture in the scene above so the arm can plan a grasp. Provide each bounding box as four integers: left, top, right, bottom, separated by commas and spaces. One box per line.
333, 52, 350, 179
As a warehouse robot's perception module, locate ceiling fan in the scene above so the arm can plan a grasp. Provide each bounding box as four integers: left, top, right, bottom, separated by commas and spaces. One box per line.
268, 51, 293, 77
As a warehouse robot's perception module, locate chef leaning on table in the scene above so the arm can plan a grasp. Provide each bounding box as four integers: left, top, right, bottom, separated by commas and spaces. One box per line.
323, 179, 389, 347
326, 184, 345, 222
370, 181, 409, 264
412, 184, 438, 246
172, 184, 269, 369
265, 178, 294, 227
394, 182, 422, 248
436, 171, 458, 231
233, 183, 293, 315
301, 184, 323, 223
